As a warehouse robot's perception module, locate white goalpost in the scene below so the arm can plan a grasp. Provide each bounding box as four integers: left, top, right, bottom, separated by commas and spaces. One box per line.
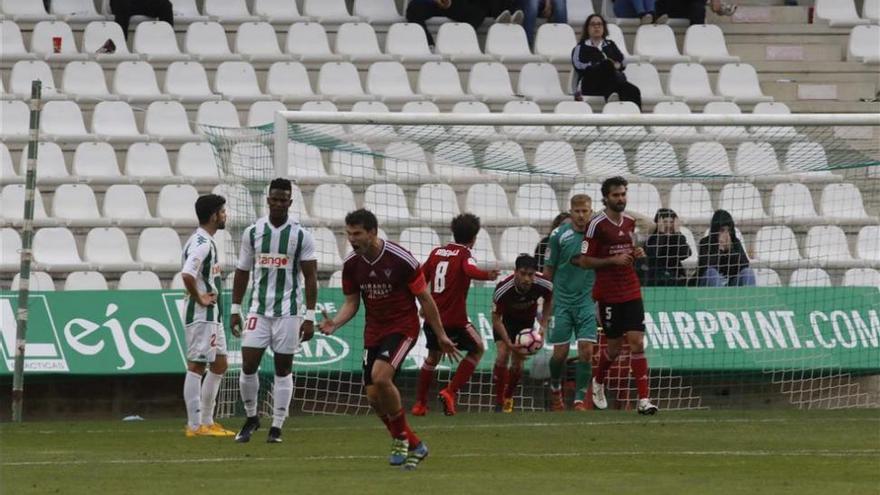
205, 111, 880, 417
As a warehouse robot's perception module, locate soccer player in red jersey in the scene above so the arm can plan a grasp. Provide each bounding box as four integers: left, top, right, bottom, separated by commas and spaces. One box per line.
571, 176, 659, 415
492, 254, 553, 413
319, 209, 459, 470
413, 214, 499, 416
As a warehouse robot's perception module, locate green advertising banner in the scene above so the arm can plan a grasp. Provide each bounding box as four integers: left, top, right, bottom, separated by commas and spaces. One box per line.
1, 288, 878, 375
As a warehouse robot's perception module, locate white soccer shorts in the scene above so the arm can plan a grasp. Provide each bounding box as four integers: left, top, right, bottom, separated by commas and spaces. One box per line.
185, 321, 228, 363
241, 314, 303, 354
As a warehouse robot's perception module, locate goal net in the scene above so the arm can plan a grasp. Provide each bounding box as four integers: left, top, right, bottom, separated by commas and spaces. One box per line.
203, 111, 880, 416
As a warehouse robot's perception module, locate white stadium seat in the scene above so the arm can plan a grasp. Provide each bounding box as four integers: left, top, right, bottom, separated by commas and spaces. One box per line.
857, 226, 880, 261
214, 61, 268, 102
118, 271, 163, 290
789, 268, 832, 287
843, 268, 880, 287
266, 61, 316, 103
287, 142, 327, 180
83, 21, 136, 61
212, 183, 256, 223
1, 185, 49, 222
399, 228, 441, 262
235, 22, 291, 62
584, 141, 629, 177
683, 24, 740, 64
382, 142, 432, 182
0, 144, 16, 182
553, 101, 599, 140
626, 183, 662, 218
32, 20, 87, 61
533, 141, 579, 175
64, 271, 109, 291
450, 101, 498, 140
863, 0, 880, 22
815, 0, 870, 27
606, 23, 639, 63
354, 0, 404, 22
769, 183, 817, 220
569, 183, 603, 204
335, 22, 393, 62
418, 61, 476, 103
83, 227, 138, 270
467, 62, 517, 104
364, 184, 412, 224
734, 142, 782, 175
185, 21, 238, 62
33, 227, 86, 270
197, 100, 241, 128
515, 183, 560, 221
103, 184, 157, 226
432, 141, 484, 179
52, 183, 105, 226
310, 227, 344, 270
784, 142, 831, 175
124, 142, 173, 180
73, 141, 123, 183
499, 227, 542, 263
601, 101, 648, 139
634, 24, 690, 63
165, 61, 219, 103
805, 226, 852, 262
62, 61, 115, 102
566, 0, 596, 25
481, 140, 529, 173
176, 142, 219, 180
517, 62, 570, 105
719, 183, 767, 221
11, 272, 56, 292
751, 102, 799, 140
113, 61, 169, 103
753, 226, 801, 262
702, 101, 750, 142
40, 100, 94, 141
92, 101, 146, 142
1, 21, 37, 63
253, 0, 309, 23
716, 63, 773, 104
668, 183, 713, 223
634, 141, 680, 177
366, 61, 423, 103
385, 23, 441, 63
285, 22, 341, 62
133, 21, 187, 62
466, 183, 514, 223
11, 61, 61, 99
754, 268, 782, 287
624, 63, 676, 104
145, 101, 196, 142
820, 183, 870, 220
685, 142, 733, 176
667, 63, 725, 104
502, 101, 550, 140
1, 228, 22, 270
535, 23, 577, 63
436, 23, 493, 62
156, 185, 199, 225
415, 184, 461, 222
312, 184, 357, 222
329, 143, 380, 179
318, 62, 372, 103
136, 228, 182, 271
303, 0, 359, 23
847, 25, 880, 64
20, 142, 69, 182
167, 0, 209, 22
50, 0, 104, 21
485, 23, 542, 63
203, 0, 260, 22
299, 100, 347, 139
472, 229, 498, 264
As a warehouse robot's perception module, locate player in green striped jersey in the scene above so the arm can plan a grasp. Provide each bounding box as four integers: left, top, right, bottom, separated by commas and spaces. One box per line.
230, 178, 319, 444
180, 194, 234, 437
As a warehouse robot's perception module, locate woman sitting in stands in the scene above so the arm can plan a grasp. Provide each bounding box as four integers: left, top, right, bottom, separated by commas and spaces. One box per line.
570, 14, 641, 109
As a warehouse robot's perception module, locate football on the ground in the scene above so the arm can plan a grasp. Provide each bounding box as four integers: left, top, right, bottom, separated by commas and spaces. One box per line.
515, 328, 543, 355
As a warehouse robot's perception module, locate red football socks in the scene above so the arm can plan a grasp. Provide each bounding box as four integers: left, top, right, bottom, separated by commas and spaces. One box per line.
630, 352, 650, 400
593, 349, 613, 385
447, 355, 478, 394
415, 363, 435, 404
493, 363, 508, 405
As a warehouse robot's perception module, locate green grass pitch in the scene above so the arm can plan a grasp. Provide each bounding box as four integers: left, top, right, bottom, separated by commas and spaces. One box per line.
2, 410, 878, 495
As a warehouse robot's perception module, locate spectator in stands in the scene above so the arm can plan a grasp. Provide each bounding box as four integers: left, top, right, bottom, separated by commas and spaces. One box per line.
571, 14, 642, 108
110, 0, 174, 39
520, 0, 567, 46
406, 0, 523, 48
654, 0, 736, 25
641, 208, 691, 286
613, 0, 658, 24
534, 212, 571, 272
697, 209, 756, 287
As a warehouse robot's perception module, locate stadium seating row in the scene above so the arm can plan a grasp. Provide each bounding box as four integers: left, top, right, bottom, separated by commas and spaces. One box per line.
2, 223, 876, 276
0, 56, 771, 111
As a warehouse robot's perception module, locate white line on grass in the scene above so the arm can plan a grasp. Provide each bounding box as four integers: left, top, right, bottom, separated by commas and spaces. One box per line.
5, 449, 879, 467
14, 415, 880, 435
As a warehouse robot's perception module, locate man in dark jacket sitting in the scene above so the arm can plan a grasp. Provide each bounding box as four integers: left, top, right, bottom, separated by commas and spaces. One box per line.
642, 208, 691, 286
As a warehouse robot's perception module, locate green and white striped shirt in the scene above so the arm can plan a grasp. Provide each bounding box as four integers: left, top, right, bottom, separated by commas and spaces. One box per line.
237, 217, 316, 318
181, 227, 222, 325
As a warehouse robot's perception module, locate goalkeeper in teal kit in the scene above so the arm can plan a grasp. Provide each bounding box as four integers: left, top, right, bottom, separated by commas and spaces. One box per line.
542, 194, 597, 411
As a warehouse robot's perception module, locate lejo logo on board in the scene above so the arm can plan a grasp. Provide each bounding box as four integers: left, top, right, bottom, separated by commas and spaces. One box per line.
256, 254, 290, 268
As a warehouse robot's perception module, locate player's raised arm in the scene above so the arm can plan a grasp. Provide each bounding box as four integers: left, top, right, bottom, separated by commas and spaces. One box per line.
462, 256, 500, 281
416, 288, 461, 361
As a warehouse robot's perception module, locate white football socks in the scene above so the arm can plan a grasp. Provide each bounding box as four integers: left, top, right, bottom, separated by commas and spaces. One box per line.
199, 371, 223, 425
183, 370, 202, 430
240, 371, 260, 418
272, 374, 294, 429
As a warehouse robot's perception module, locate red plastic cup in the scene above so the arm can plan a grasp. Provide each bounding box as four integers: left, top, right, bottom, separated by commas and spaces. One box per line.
52, 36, 62, 53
